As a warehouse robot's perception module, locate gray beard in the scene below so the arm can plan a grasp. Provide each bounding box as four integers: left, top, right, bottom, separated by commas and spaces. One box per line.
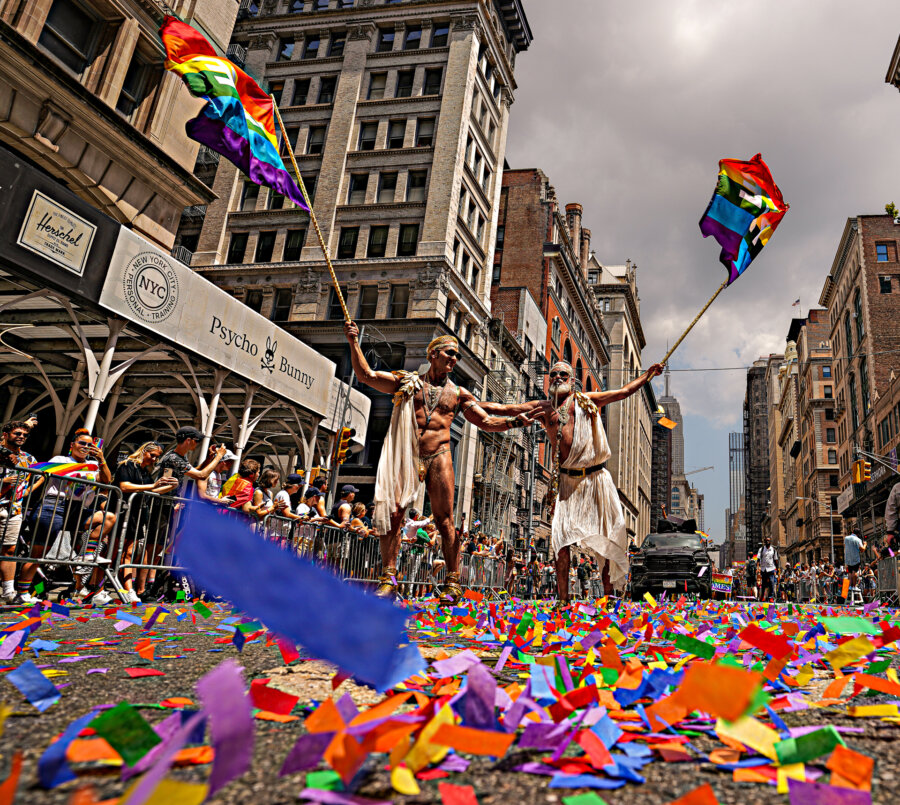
550, 384, 572, 405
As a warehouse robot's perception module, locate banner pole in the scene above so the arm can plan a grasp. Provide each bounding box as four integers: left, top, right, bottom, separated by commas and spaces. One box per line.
660, 279, 728, 365
271, 96, 350, 323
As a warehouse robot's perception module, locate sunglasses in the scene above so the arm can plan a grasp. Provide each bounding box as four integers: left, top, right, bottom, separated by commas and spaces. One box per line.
548, 371, 570, 379
74, 440, 93, 447
442, 350, 460, 359
10, 431, 29, 439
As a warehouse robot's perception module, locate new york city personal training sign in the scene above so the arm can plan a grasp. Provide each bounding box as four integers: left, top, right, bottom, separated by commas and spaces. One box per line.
101, 228, 334, 417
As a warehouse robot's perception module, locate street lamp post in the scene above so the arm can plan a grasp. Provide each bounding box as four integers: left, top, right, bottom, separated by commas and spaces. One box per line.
796, 496, 834, 564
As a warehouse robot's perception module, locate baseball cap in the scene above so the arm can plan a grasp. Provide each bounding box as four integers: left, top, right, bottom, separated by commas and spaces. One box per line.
221, 449, 238, 461
341, 484, 359, 495
286, 473, 304, 485
176, 426, 203, 442
304, 486, 320, 499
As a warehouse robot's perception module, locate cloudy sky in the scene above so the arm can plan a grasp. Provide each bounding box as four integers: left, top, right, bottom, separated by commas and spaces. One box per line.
506, 0, 900, 541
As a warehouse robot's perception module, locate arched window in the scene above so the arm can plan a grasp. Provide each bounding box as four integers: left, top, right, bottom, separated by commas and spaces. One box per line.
586, 377, 593, 392
551, 317, 561, 347
563, 339, 572, 365
575, 357, 584, 385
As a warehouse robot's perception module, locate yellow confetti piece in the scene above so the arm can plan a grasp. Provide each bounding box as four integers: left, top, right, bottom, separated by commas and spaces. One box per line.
643, 591, 658, 608
888, 668, 900, 685
792, 664, 814, 686
403, 703, 453, 772
776, 763, 805, 793
122, 777, 208, 805
390, 764, 420, 795
824, 637, 876, 671
848, 704, 900, 717
585, 648, 596, 666
533, 622, 544, 648
0, 702, 10, 738
716, 716, 780, 761
607, 626, 626, 645
41, 669, 67, 678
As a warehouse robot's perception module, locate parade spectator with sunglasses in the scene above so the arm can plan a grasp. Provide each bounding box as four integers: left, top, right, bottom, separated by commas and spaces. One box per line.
0, 421, 39, 604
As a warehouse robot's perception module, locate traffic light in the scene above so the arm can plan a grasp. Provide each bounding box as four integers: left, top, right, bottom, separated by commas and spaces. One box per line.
335, 427, 355, 465
862, 460, 872, 482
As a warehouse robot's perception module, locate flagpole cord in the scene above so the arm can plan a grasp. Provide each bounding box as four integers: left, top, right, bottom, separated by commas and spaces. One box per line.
660, 279, 729, 365
272, 96, 350, 323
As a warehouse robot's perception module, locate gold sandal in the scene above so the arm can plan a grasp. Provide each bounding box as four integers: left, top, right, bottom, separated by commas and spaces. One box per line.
439, 572, 463, 605
375, 567, 399, 599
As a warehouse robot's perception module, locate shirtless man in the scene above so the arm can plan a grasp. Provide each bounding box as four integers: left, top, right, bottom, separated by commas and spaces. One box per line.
344, 322, 535, 602
532, 360, 663, 603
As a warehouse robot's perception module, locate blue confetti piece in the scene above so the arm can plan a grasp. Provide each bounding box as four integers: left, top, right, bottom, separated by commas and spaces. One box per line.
38, 711, 95, 787
232, 629, 246, 653
30, 639, 60, 656
50, 603, 70, 617
176, 502, 424, 692
549, 773, 625, 789
6, 660, 61, 712
590, 715, 623, 749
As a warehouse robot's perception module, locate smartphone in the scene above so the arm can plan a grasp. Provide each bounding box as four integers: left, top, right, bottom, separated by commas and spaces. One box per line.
93, 437, 104, 449
163, 468, 173, 479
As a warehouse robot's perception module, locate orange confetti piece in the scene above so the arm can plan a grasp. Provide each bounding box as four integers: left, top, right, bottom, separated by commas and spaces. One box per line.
305, 697, 346, 733
254, 710, 299, 722
708, 748, 742, 765
160, 697, 194, 708
667, 783, 718, 803
0, 751, 22, 805
826, 744, 873, 790
674, 662, 763, 722
351, 691, 414, 726
67, 738, 121, 764
821, 674, 848, 700
431, 724, 516, 757
853, 672, 900, 696
173, 746, 214, 766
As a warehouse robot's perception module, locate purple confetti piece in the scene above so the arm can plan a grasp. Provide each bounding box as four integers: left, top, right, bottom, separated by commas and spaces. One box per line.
432, 649, 481, 677
494, 644, 513, 673
298, 790, 392, 805
0, 630, 25, 659
439, 754, 470, 772
196, 659, 254, 796
281, 731, 335, 775
787, 778, 871, 804
464, 661, 497, 730
87, 668, 109, 675
335, 692, 358, 723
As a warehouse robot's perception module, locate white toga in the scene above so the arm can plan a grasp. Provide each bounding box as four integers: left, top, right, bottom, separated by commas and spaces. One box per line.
373, 371, 424, 534
551, 393, 628, 590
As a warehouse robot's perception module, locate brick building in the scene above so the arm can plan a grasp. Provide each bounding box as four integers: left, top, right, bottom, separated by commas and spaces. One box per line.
743, 358, 769, 559
650, 411, 672, 534
819, 215, 900, 546
760, 352, 786, 557
181, 0, 533, 518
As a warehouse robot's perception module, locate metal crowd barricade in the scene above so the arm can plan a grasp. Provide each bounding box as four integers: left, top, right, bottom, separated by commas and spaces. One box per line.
0, 464, 125, 597
877, 556, 900, 607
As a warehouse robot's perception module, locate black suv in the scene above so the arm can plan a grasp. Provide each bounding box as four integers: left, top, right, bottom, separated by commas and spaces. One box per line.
630, 518, 712, 600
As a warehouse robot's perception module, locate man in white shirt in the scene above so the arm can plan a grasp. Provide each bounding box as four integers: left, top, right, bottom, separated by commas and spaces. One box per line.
756, 537, 778, 599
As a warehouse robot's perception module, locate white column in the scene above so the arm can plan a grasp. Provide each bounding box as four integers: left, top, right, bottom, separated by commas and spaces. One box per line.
82, 320, 126, 433
232, 385, 258, 466
199, 370, 228, 457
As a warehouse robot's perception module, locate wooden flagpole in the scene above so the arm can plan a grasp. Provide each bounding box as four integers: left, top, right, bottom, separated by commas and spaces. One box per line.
271, 96, 350, 323
660, 279, 728, 365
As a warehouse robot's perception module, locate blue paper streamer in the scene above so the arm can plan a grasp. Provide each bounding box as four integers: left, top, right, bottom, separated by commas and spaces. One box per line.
6, 660, 61, 712
38, 711, 95, 787
176, 502, 424, 691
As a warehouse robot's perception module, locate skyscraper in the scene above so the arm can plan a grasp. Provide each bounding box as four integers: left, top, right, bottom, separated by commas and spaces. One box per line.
659, 365, 684, 476
728, 431, 747, 562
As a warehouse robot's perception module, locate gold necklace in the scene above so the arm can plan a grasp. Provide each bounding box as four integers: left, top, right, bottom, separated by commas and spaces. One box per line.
422, 377, 445, 427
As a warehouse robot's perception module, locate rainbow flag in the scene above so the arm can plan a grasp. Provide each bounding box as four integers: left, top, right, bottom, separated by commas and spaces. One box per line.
159, 16, 309, 211
29, 462, 98, 476
699, 154, 788, 284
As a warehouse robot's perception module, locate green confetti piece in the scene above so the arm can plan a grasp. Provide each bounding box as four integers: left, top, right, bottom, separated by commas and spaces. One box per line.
175, 590, 186, 601
774, 725, 845, 765
237, 621, 262, 634
34, 581, 45, 595
673, 634, 715, 660
866, 659, 891, 674
192, 602, 212, 618
598, 667, 619, 685
89, 701, 161, 767
818, 616, 881, 635
306, 770, 344, 791
563, 794, 608, 805
746, 686, 770, 718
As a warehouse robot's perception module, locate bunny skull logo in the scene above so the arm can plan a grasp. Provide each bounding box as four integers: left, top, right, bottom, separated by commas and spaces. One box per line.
261, 336, 277, 372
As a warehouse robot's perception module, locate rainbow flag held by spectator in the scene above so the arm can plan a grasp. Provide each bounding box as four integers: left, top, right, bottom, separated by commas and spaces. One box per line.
159, 16, 309, 211
29, 461, 98, 476
699, 153, 788, 285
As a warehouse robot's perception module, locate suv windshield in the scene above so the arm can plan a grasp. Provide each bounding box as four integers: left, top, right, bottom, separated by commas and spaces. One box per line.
642, 534, 704, 551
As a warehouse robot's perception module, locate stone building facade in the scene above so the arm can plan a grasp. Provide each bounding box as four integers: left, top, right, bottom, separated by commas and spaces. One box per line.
775, 339, 801, 563
761, 352, 786, 556
818, 215, 900, 548
650, 411, 672, 534
182, 0, 532, 517
743, 358, 769, 559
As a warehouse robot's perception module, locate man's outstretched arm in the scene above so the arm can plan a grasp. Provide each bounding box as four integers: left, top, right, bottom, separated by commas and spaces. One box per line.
587, 363, 664, 407
344, 320, 401, 394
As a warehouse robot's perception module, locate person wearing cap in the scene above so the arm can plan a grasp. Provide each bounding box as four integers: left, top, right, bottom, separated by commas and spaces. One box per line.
344, 320, 538, 602
274, 474, 305, 520
156, 426, 227, 495
330, 484, 358, 526
297, 486, 327, 522
197, 445, 238, 503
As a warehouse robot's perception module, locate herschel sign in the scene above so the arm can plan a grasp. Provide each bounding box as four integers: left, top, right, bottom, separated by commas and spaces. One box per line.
101, 228, 334, 416
17, 190, 96, 276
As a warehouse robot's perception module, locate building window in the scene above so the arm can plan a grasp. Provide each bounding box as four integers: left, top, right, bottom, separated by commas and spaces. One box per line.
357, 285, 378, 319
876, 242, 897, 262
328, 286, 348, 320
496, 225, 505, 251
272, 288, 293, 321
822, 365, 831, 378
826, 427, 836, 443
823, 384, 832, 399
306, 125, 326, 154
279, 127, 298, 156
269, 80, 285, 105
317, 76, 337, 104
116, 53, 154, 119
377, 172, 397, 203
358, 122, 377, 151
415, 117, 435, 147
227, 232, 248, 263
368, 72, 386, 99
255, 231, 277, 262
282, 228, 306, 261
844, 312, 853, 357
367, 226, 389, 257
404, 26, 421, 50
423, 68, 443, 95
829, 473, 839, 487
348, 173, 368, 204
854, 289, 864, 342
277, 37, 294, 61
389, 285, 409, 317
313, 0, 328, 8
39, 0, 98, 75
860, 356, 871, 415
291, 0, 304, 11
431, 24, 449, 47
267, 190, 284, 210
396, 70, 414, 98
827, 449, 837, 464
292, 78, 310, 105
551, 317, 561, 347
240, 182, 259, 211
301, 172, 317, 203
328, 33, 346, 57
825, 408, 834, 420
387, 119, 406, 149
397, 224, 419, 256
337, 227, 359, 259
849, 374, 859, 431
407, 170, 427, 202
470, 261, 480, 290
880, 275, 893, 294
245, 290, 263, 313
303, 36, 319, 59
376, 28, 395, 52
